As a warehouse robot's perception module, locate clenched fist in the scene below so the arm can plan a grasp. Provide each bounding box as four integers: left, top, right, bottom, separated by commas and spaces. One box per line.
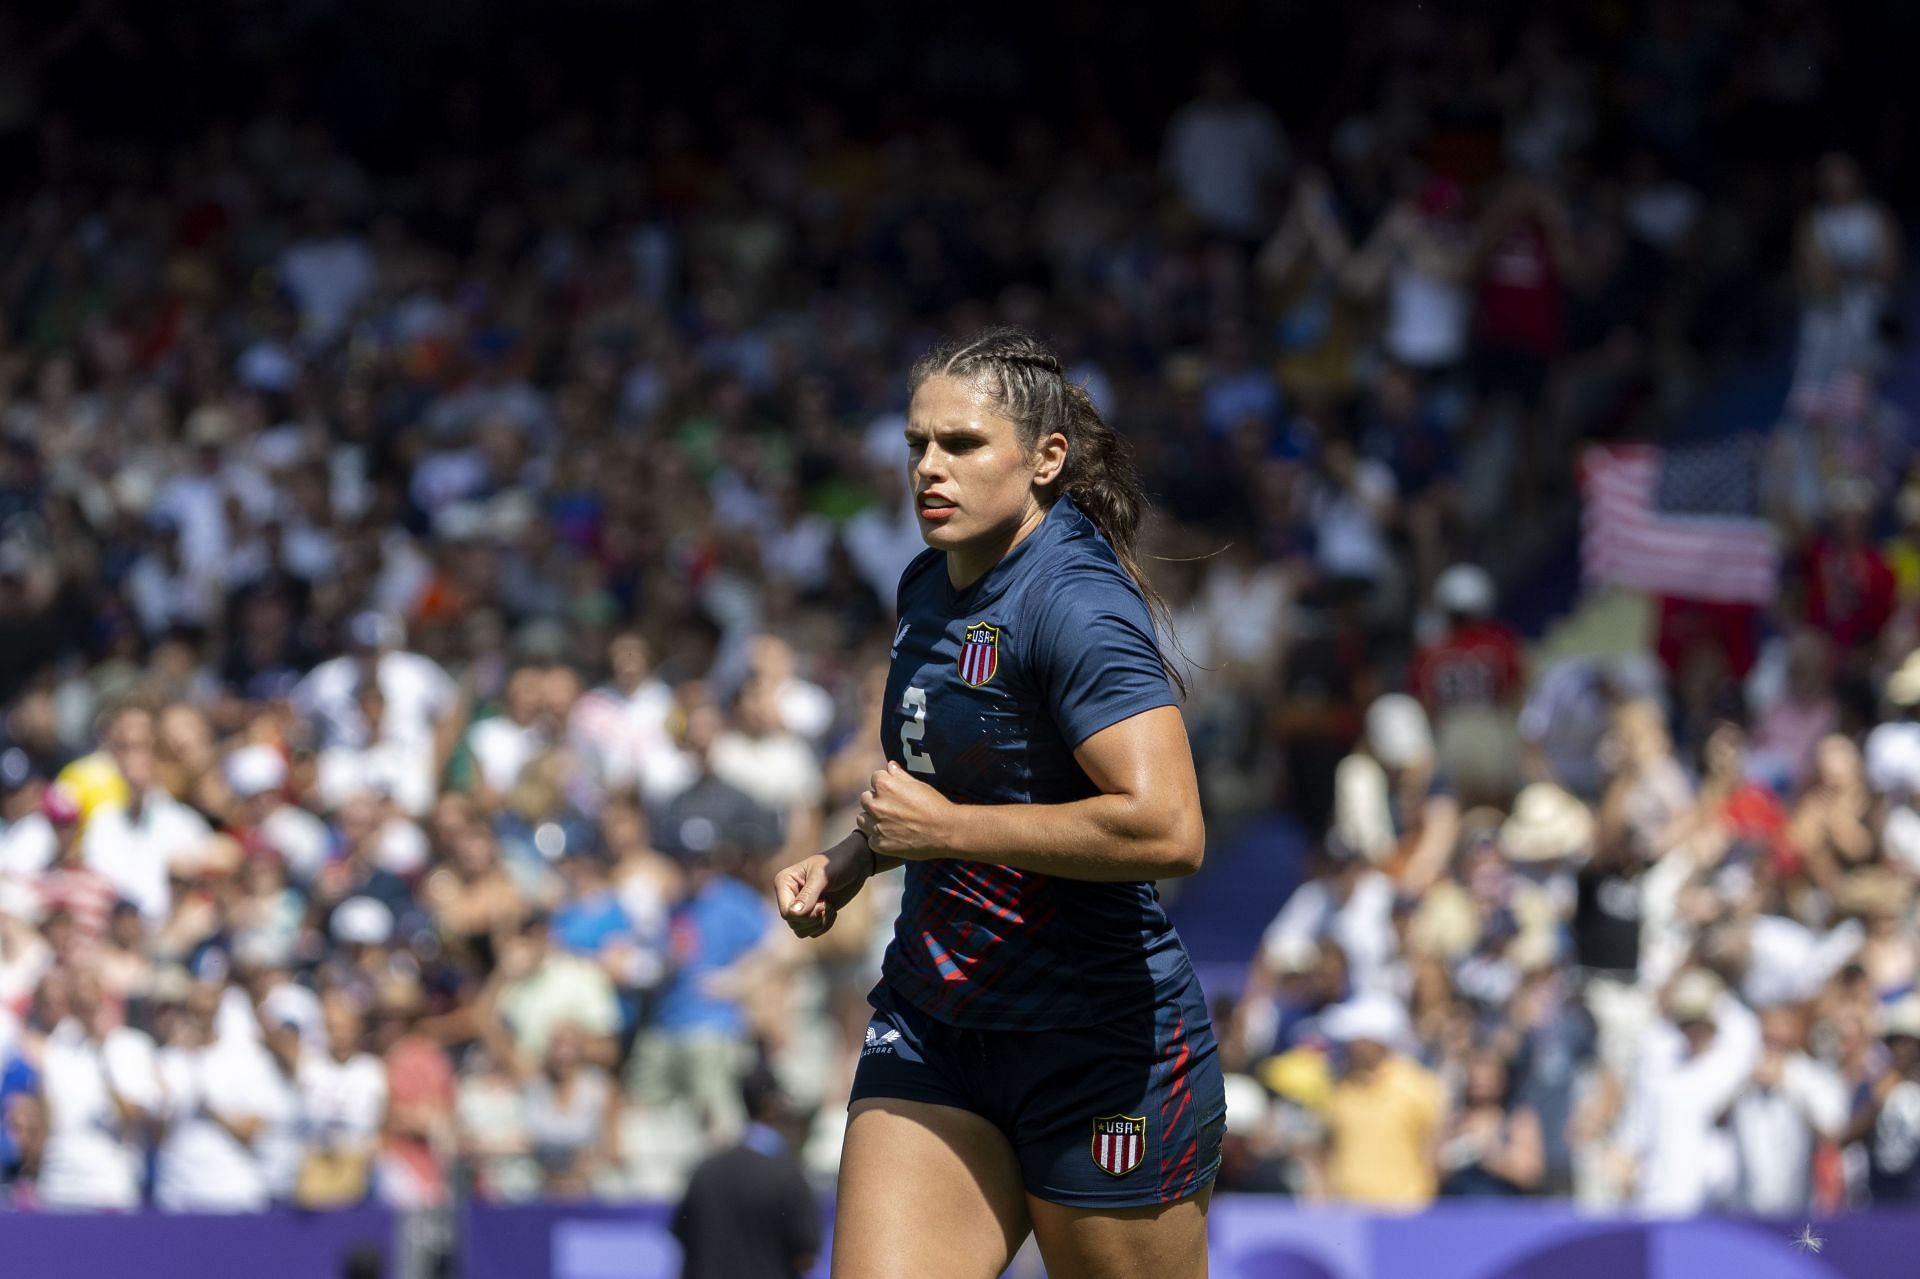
856, 761, 955, 860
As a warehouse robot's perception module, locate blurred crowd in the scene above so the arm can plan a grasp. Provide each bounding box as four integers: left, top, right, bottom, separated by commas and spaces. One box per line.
0, 0, 1911, 1223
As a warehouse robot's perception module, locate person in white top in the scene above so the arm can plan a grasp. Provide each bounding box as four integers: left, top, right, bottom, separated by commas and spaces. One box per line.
297, 993, 388, 1177
1793, 152, 1903, 402
1343, 176, 1475, 373
711, 675, 824, 836
1726, 1004, 1848, 1215
1259, 837, 1399, 997
1161, 60, 1289, 241
315, 675, 440, 822
293, 612, 465, 773
80, 711, 211, 925
36, 965, 163, 1210
743, 635, 834, 747
842, 462, 925, 608
463, 665, 553, 805
154, 978, 281, 1212
277, 200, 375, 346
568, 631, 691, 807
1618, 968, 1762, 1215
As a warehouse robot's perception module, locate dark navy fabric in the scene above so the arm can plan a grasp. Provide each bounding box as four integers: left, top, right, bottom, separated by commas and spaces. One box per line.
850, 969, 1225, 1208
878, 496, 1191, 1031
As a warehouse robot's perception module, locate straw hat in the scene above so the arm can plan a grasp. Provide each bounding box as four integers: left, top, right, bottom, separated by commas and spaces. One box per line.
1499, 783, 1596, 863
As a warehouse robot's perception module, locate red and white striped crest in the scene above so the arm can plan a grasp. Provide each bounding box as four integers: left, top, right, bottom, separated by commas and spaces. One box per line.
1090, 1113, 1145, 1176
958, 622, 1000, 688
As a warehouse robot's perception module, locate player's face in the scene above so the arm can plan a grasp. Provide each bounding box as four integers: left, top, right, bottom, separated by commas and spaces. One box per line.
906, 374, 1062, 569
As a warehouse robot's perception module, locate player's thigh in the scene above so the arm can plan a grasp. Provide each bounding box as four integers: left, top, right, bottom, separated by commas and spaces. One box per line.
1027, 1183, 1213, 1279
832, 1097, 1031, 1279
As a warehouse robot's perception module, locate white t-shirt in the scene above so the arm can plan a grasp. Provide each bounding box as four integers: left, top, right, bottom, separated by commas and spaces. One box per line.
83, 791, 214, 923
465, 717, 546, 795
39, 1022, 163, 1209
155, 1042, 280, 1212
1386, 260, 1471, 370
1729, 1053, 1848, 1215
759, 514, 834, 592
1162, 99, 1289, 237
316, 741, 438, 820
298, 1048, 387, 1148
1261, 870, 1398, 996
0, 813, 56, 877
711, 730, 824, 815
568, 681, 693, 805
295, 650, 458, 756
279, 235, 375, 342
843, 503, 925, 606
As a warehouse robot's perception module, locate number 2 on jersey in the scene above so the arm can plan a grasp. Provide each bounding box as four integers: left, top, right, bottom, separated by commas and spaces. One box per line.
900, 685, 936, 774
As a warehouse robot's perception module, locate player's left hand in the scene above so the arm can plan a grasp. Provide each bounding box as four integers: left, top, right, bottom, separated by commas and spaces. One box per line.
857, 761, 953, 860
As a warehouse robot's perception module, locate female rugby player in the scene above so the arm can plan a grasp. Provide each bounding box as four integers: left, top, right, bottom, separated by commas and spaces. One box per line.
775, 328, 1225, 1278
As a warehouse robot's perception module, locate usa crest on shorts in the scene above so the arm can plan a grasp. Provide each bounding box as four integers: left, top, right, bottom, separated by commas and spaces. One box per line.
1090, 1113, 1145, 1176
958, 621, 1001, 688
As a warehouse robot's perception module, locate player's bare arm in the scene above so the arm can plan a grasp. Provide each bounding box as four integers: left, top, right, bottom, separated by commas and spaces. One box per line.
774, 830, 901, 938
856, 704, 1204, 881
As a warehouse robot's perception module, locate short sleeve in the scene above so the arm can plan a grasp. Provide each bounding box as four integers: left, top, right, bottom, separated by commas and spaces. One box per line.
1029, 565, 1176, 749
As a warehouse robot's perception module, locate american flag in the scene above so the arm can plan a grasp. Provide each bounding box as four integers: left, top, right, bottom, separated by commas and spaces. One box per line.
1580, 440, 1779, 604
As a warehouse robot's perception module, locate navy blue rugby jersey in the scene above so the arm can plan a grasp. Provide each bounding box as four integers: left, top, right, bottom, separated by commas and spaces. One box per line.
878, 495, 1195, 1030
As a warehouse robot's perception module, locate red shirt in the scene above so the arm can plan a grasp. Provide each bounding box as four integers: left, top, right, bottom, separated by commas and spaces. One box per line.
1478, 218, 1565, 357
1411, 621, 1524, 714
1804, 537, 1895, 651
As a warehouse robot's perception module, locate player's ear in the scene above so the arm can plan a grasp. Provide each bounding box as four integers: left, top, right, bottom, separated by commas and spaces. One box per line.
1032, 431, 1068, 487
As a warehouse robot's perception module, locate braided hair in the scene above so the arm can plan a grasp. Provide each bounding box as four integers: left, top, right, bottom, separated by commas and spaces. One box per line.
908, 326, 1185, 695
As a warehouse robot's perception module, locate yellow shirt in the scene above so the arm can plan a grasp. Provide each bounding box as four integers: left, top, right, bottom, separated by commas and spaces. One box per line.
1323, 1054, 1446, 1208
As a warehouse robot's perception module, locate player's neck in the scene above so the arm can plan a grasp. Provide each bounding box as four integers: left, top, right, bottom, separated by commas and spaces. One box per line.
946, 501, 1048, 590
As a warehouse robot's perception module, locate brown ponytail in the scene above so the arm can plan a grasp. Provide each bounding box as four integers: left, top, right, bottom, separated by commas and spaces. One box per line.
908, 326, 1186, 695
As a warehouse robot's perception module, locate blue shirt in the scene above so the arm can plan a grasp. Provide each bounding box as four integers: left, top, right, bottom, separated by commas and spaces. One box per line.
880, 496, 1193, 1030
655, 876, 771, 1035
553, 890, 634, 957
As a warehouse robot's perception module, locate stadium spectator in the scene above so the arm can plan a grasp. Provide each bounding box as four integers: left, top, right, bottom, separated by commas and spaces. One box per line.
522, 1022, 621, 1198
153, 974, 278, 1212
672, 1065, 820, 1279
1437, 1049, 1544, 1197
1314, 993, 1447, 1208
629, 848, 777, 1142
1619, 968, 1762, 1215
36, 964, 161, 1209
1726, 1004, 1848, 1215
1846, 994, 1920, 1204
294, 992, 388, 1207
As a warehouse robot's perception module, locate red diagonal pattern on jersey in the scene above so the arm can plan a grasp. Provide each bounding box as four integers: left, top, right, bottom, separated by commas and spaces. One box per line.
1157, 1015, 1196, 1202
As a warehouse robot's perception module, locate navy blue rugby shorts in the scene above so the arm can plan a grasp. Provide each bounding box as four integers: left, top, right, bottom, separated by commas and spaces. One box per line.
848, 972, 1226, 1209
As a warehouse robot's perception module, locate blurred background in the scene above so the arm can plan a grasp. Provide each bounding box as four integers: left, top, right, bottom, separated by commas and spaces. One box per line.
0, 0, 1917, 1274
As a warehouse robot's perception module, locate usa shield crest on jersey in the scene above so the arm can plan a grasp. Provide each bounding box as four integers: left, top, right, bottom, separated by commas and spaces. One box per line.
958, 621, 1001, 688
1090, 1113, 1145, 1176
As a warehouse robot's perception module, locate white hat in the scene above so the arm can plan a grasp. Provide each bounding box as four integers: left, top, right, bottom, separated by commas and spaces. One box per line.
1865, 723, 1920, 794
331, 896, 394, 947
1322, 993, 1410, 1047
1366, 694, 1433, 770
223, 744, 288, 799
376, 819, 429, 877
1668, 968, 1725, 1024
1222, 1073, 1271, 1138
1889, 650, 1920, 708
1882, 994, 1920, 1041
1263, 931, 1320, 976
1434, 564, 1495, 617
1499, 783, 1595, 863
